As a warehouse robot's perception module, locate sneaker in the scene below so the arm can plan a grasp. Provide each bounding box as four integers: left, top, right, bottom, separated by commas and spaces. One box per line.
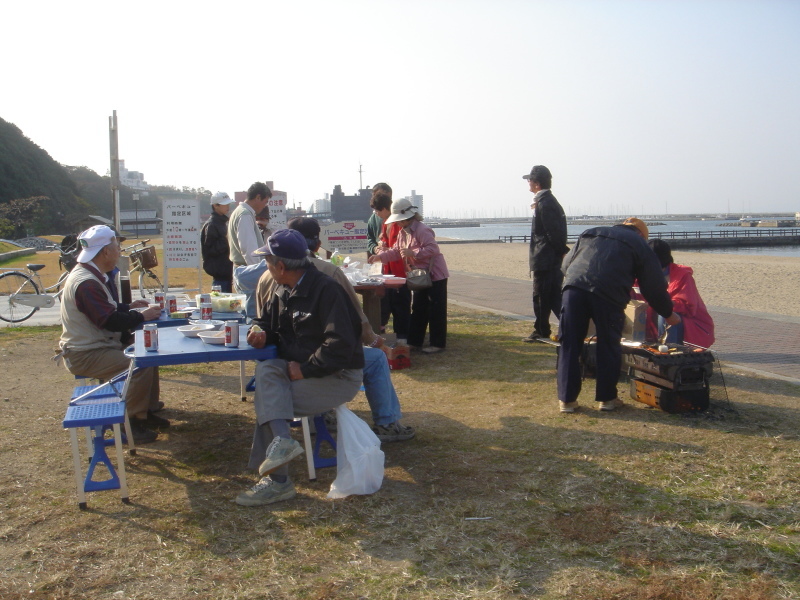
151, 401, 166, 413
395, 338, 408, 346
235, 477, 296, 507
559, 401, 579, 413
599, 398, 624, 411
422, 346, 445, 354
258, 437, 305, 476
373, 421, 416, 442
130, 423, 158, 444
522, 330, 548, 343
131, 411, 170, 430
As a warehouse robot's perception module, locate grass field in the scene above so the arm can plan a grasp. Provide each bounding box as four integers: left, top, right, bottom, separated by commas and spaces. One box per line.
1, 308, 798, 599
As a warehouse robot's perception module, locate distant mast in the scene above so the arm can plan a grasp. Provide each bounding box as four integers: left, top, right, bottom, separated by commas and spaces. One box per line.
109, 110, 121, 229
358, 163, 364, 190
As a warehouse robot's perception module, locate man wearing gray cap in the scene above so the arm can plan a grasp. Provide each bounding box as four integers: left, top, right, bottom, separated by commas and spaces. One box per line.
521, 165, 568, 342
201, 191, 235, 293
236, 228, 365, 507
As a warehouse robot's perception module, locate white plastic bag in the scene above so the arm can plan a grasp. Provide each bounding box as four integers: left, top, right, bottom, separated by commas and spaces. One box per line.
327, 405, 385, 498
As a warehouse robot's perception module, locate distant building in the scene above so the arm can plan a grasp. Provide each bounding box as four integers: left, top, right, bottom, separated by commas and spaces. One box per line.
401, 190, 424, 217
330, 185, 372, 222
119, 160, 149, 192
120, 209, 161, 236
309, 194, 331, 215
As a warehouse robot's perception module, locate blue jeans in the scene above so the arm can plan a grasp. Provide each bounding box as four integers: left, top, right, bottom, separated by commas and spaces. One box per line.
362, 347, 403, 426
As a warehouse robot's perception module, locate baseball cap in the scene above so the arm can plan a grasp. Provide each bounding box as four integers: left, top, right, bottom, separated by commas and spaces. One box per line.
254, 228, 309, 260
621, 217, 649, 240
211, 191, 235, 206
522, 165, 552, 181
76, 225, 119, 263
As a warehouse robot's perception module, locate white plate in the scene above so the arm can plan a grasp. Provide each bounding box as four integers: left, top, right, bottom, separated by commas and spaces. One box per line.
189, 319, 224, 330
197, 330, 227, 345
177, 324, 216, 338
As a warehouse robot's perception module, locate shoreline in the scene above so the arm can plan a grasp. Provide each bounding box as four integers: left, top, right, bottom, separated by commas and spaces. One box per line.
436, 242, 800, 318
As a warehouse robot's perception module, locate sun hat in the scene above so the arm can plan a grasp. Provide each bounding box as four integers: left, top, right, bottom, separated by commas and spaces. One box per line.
254, 228, 309, 260
384, 198, 421, 225
621, 217, 649, 240
76, 225, 118, 263
211, 191, 235, 206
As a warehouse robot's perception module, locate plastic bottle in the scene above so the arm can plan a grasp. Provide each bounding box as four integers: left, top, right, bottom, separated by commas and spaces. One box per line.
330, 249, 344, 267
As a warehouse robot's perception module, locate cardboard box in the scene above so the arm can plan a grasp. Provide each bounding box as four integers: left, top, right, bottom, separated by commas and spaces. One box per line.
621, 300, 647, 342
388, 344, 410, 370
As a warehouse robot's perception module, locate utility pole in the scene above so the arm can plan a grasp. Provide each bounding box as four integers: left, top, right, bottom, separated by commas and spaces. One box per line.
358, 163, 364, 190
109, 111, 121, 229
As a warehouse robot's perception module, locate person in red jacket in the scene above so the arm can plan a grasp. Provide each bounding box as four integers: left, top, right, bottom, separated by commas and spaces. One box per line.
647, 239, 715, 348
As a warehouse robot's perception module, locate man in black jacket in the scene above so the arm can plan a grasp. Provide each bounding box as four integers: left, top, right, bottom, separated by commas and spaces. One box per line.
236, 228, 365, 507
557, 218, 681, 413
522, 165, 569, 342
200, 191, 235, 292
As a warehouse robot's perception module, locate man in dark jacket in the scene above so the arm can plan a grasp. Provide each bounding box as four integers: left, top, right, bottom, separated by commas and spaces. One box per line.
522, 165, 568, 342
236, 228, 365, 507
557, 218, 681, 413
200, 191, 235, 292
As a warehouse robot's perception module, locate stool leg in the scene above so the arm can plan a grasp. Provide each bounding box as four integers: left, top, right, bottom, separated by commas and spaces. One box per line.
122, 410, 137, 456
300, 417, 316, 481
69, 428, 87, 509
112, 424, 130, 504
240, 360, 247, 401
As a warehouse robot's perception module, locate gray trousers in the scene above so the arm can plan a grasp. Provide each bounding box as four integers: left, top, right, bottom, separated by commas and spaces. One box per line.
247, 359, 363, 470
63, 346, 159, 418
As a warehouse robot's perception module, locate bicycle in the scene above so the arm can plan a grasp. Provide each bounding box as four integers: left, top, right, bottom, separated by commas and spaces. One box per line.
121, 239, 163, 299
0, 237, 80, 323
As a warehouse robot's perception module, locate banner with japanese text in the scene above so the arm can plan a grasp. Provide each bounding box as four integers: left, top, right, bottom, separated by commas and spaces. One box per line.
162, 198, 201, 268
320, 221, 369, 254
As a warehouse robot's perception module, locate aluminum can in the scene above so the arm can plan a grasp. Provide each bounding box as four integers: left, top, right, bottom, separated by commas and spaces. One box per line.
154, 291, 166, 310
200, 302, 213, 320
224, 321, 240, 347
166, 295, 177, 314
143, 323, 159, 352
198, 293, 211, 305
211, 285, 222, 293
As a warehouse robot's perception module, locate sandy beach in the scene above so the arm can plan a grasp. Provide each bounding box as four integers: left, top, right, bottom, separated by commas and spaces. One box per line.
436, 242, 800, 318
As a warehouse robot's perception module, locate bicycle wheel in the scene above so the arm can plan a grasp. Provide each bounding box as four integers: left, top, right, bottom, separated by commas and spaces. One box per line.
138, 270, 163, 299
0, 271, 41, 323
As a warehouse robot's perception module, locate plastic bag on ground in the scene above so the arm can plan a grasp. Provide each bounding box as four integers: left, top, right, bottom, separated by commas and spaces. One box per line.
327, 404, 385, 499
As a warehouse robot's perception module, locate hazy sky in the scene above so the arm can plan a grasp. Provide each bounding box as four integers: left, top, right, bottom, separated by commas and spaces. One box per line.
2, 0, 798, 218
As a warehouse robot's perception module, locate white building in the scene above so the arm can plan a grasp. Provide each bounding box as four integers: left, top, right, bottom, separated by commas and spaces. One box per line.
401, 190, 424, 217
119, 160, 149, 191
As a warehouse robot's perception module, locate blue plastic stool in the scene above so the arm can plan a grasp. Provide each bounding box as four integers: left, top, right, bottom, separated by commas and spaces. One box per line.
63, 402, 130, 509
71, 381, 137, 457
291, 414, 337, 481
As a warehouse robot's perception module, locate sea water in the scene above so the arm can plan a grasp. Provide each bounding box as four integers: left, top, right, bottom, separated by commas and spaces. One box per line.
432, 220, 800, 257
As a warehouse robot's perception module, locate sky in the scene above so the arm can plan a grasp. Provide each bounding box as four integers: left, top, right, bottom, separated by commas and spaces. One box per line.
2, 0, 799, 219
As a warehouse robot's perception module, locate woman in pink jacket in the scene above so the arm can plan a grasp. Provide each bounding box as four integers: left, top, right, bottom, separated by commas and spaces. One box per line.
648, 239, 715, 348
368, 198, 450, 354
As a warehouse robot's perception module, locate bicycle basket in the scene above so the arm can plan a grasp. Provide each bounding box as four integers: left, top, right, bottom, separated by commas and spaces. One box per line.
131, 246, 158, 269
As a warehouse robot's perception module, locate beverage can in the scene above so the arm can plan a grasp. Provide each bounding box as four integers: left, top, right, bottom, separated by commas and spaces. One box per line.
143, 323, 159, 352
224, 321, 240, 347
198, 293, 211, 305
154, 291, 166, 310
200, 302, 213, 320
166, 295, 177, 314
211, 285, 222, 293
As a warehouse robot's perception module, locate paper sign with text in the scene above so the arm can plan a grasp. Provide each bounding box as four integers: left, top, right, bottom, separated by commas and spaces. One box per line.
162, 198, 201, 268
320, 221, 369, 255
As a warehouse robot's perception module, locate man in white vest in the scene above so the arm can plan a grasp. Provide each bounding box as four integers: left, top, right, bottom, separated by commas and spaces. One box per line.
59, 225, 166, 444
228, 181, 272, 316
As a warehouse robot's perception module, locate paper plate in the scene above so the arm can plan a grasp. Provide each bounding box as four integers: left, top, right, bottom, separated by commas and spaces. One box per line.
177, 324, 216, 338
197, 330, 227, 345
189, 319, 224, 330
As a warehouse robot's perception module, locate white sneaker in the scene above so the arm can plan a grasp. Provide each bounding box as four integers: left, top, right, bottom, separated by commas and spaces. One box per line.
559, 401, 579, 413
235, 477, 296, 506
599, 398, 624, 411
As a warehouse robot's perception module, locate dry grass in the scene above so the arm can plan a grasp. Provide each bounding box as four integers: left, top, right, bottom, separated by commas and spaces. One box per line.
1, 308, 799, 599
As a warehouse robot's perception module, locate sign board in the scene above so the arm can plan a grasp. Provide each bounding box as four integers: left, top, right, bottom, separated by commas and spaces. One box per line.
267, 190, 288, 231
320, 220, 369, 255
162, 198, 201, 268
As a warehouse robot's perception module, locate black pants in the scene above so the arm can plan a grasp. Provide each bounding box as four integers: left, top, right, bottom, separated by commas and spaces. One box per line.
557, 286, 625, 403
532, 268, 563, 337
380, 286, 411, 338
408, 278, 448, 348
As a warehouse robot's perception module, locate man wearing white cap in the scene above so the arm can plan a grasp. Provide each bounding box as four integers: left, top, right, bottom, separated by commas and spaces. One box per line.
59, 225, 167, 443
201, 191, 235, 293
